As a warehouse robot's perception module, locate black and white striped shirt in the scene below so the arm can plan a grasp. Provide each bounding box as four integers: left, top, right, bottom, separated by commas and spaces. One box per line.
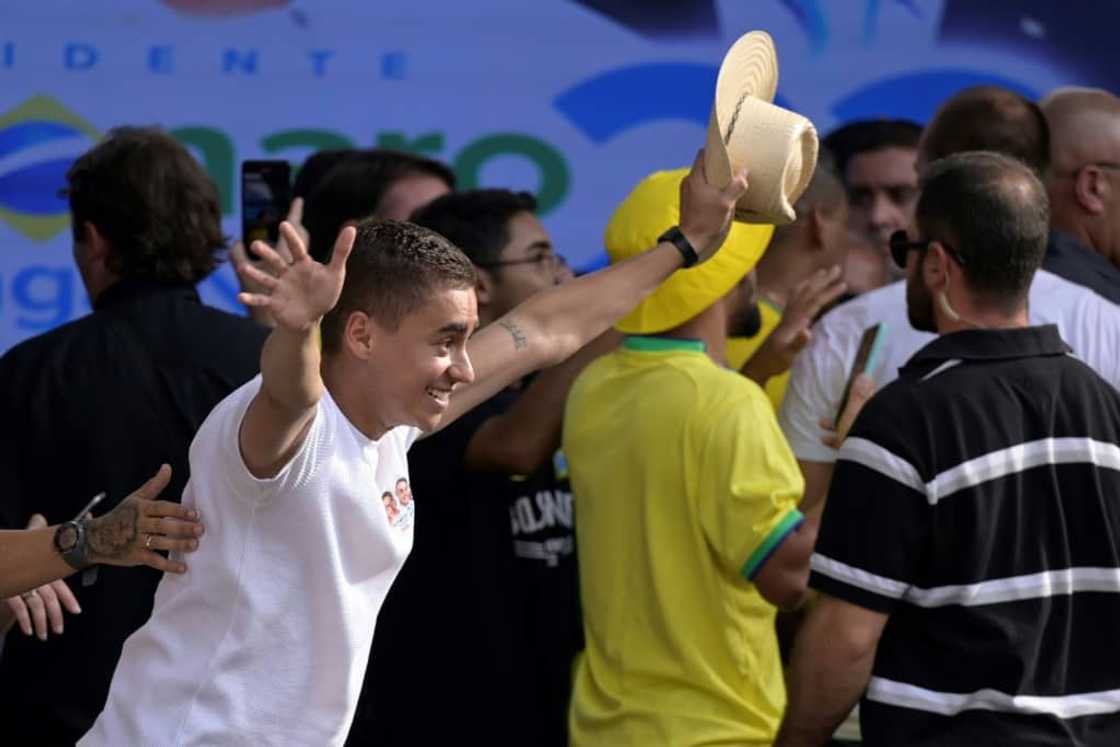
811, 325, 1120, 746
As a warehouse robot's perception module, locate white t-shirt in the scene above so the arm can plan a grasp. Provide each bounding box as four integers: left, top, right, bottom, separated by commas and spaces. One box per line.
81, 376, 420, 746
780, 270, 1120, 463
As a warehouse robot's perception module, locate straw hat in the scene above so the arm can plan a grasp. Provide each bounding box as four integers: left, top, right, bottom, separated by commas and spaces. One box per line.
704, 30, 819, 225
605, 169, 774, 335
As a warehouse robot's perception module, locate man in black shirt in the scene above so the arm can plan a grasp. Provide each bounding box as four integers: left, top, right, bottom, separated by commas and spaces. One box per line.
777, 151, 1120, 746
348, 189, 602, 746
0, 127, 267, 745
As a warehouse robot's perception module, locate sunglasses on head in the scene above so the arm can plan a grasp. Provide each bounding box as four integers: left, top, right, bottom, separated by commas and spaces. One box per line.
888, 230, 967, 270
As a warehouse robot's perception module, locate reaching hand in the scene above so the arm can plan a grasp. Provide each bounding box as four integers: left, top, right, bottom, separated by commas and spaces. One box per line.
678, 148, 750, 263
237, 222, 356, 333
742, 266, 847, 384
820, 373, 875, 449
231, 198, 307, 328
85, 465, 204, 573
5, 514, 81, 641
5, 465, 205, 640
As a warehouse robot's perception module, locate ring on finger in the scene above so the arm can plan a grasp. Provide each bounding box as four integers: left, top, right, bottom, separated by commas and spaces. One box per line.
145, 534, 154, 550
20, 590, 37, 602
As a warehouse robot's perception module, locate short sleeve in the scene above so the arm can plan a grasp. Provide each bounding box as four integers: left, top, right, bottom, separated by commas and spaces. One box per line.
809, 394, 931, 613
778, 315, 852, 463
224, 378, 330, 500
697, 386, 805, 582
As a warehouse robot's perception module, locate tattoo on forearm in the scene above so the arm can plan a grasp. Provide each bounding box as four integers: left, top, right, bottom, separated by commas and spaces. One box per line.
88, 500, 139, 560
499, 319, 528, 351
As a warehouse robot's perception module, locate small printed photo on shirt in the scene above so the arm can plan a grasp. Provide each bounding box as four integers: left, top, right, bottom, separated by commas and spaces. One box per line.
382, 478, 415, 531
381, 491, 400, 523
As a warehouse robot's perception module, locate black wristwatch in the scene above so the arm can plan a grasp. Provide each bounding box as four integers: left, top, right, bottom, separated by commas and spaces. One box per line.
53, 519, 91, 571
657, 226, 699, 268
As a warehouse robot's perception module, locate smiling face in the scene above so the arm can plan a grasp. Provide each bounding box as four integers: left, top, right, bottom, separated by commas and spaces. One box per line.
368, 285, 479, 433
382, 491, 399, 520
395, 479, 412, 506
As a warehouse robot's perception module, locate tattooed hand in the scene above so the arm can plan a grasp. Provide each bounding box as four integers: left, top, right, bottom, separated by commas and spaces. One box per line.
86, 465, 204, 574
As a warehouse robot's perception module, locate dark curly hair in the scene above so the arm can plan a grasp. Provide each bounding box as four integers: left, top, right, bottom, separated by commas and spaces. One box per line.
64, 126, 225, 284
321, 219, 477, 353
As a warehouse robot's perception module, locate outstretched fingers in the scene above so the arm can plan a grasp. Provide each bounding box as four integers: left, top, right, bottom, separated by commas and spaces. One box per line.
250, 240, 291, 276
328, 226, 356, 274
280, 221, 309, 263
238, 292, 274, 308
236, 262, 281, 291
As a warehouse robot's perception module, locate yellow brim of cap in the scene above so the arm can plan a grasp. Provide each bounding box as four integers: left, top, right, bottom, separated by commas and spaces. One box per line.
605, 168, 774, 335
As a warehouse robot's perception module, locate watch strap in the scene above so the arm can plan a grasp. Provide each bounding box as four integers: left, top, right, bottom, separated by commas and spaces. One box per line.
54, 519, 91, 571
657, 226, 699, 268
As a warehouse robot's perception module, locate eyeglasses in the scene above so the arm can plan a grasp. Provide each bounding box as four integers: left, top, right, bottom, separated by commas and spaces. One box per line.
475, 253, 566, 270
889, 230, 968, 270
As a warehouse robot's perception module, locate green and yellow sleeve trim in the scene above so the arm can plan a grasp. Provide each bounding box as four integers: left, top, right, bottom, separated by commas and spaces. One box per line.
741, 509, 805, 581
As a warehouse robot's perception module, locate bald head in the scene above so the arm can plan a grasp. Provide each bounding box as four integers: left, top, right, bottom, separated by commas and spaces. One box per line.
919, 86, 1050, 178
1042, 89, 1120, 173
1041, 89, 1120, 260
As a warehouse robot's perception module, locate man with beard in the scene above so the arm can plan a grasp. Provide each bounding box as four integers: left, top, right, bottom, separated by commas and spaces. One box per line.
563, 169, 816, 746
824, 119, 923, 289
777, 151, 1120, 746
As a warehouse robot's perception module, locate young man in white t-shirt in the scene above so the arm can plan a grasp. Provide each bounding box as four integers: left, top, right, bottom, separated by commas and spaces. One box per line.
80, 153, 748, 745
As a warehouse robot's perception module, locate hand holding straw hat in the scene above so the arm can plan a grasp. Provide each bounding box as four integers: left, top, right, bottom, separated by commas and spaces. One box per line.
705, 30, 818, 225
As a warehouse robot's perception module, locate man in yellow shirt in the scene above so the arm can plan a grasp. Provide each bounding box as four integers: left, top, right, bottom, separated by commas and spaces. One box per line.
564, 169, 820, 746
727, 151, 850, 411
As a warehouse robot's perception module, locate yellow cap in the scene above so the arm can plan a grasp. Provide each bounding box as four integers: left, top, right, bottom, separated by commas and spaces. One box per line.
605, 168, 775, 334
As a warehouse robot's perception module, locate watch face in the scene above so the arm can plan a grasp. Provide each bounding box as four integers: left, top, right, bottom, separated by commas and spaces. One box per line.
56, 525, 79, 552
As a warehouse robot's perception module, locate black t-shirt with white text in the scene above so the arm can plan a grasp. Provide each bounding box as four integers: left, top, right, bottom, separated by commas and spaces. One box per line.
349, 389, 581, 747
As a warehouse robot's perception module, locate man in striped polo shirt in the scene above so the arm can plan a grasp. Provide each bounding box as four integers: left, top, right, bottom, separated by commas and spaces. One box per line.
776, 151, 1120, 746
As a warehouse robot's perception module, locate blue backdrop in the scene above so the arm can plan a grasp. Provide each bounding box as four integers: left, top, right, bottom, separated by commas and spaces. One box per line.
0, 0, 1114, 351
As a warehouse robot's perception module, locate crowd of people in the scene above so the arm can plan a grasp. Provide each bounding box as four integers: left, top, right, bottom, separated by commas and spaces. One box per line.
2, 81, 1120, 747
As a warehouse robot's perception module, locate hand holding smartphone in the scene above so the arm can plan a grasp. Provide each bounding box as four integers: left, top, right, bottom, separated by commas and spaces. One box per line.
834, 323, 887, 426
241, 160, 292, 250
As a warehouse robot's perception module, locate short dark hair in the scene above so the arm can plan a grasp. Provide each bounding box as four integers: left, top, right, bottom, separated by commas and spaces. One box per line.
916, 151, 1049, 307
409, 189, 538, 267
823, 119, 923, 180
292, 148, 360, 200
920, 86, 1050, 178
64, 126, 224, 284
320, 219, 477, 353
304, 150, 456, 262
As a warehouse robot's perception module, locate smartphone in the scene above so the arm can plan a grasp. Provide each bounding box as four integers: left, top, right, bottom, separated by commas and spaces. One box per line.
835, 323, 887, 424
241, 160, 292, 248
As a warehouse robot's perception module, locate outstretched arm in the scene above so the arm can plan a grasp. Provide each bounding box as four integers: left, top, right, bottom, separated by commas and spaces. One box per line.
236, 224, 355, 478
0, 465, 203, 600
437, 150, 749, 431
464, 329, 620, 474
